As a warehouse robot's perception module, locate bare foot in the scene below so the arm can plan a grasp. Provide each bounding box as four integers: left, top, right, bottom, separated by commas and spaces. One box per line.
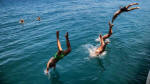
56, 31, 59, 39
65, 32, 68, 38
134, 3, 139, 5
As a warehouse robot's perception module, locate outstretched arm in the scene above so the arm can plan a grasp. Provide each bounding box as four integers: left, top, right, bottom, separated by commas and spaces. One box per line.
127, 7, 140, 11
126, 3, 139, 9
56, 31, 63, 51
103, 22, 114, 40
46, 60, 51, 74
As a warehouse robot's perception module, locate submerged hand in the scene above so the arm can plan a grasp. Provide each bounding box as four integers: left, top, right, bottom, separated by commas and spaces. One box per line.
44, 69, 49, 75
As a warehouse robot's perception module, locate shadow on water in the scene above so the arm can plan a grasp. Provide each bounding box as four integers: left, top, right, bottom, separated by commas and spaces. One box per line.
96, 58, 105, 71
129, 43, 150, 84
49, 69, 64, 84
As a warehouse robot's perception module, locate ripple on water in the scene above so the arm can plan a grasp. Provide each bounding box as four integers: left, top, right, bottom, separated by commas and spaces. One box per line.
0, 0, 150, 84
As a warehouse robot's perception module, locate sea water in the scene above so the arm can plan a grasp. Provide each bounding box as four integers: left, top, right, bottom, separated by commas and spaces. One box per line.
0, 0, 150, 84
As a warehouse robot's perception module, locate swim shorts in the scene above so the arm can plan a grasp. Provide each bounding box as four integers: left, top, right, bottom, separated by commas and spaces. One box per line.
54, 51, 65, 60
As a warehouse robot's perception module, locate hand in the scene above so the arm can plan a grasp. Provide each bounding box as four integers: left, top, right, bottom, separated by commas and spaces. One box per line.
44, 69, 49, 75
46, 70, 49, 75
99, 34, 102, 38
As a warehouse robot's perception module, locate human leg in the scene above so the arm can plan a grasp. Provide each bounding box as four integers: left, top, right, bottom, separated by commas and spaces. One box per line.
63, 32, 71, 55
127, 7, 140, 11
103, 22, 113, 40
56, 31, 63, 51
126, 3, 139, 9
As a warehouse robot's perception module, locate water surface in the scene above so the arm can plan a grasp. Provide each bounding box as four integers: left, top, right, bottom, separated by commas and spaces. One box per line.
0, 0, 150, 84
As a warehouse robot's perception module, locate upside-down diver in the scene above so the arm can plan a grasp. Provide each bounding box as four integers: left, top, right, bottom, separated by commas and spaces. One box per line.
46, 31, 71, 74
95, 22, 114, 55
112, 3, 140, 23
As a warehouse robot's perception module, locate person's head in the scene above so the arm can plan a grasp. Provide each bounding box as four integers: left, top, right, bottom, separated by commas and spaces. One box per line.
20, 19, 24, 23
37, 16, 40, 21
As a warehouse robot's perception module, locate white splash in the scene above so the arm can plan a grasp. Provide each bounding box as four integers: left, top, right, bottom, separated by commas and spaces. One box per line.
84, 44, 107, 58
44, 69, 48, 75
105, 39, 110, 43
85, 44, 97, 57
95, 36, 100, 42
44, 69, 51, 79
95, 37, 110, 43
98, 51, 107, 59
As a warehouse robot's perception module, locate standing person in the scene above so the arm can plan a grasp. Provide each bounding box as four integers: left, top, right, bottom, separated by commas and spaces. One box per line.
46, 31, 71, 74
95, 22, 113, 55
112, 3, 140, 23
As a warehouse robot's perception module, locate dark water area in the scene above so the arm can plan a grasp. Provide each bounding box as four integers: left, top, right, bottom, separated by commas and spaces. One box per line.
0, 0, 150, 84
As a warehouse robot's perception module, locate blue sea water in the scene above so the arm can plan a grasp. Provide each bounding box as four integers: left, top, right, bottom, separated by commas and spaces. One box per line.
0, 0, 150, 84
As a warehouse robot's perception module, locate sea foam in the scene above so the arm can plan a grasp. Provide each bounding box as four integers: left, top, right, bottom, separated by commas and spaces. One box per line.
84, 44, 107, 58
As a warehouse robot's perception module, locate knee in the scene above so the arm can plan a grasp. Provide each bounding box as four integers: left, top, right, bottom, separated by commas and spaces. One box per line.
108, 34, 112, 37
110, 31, 112, 35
